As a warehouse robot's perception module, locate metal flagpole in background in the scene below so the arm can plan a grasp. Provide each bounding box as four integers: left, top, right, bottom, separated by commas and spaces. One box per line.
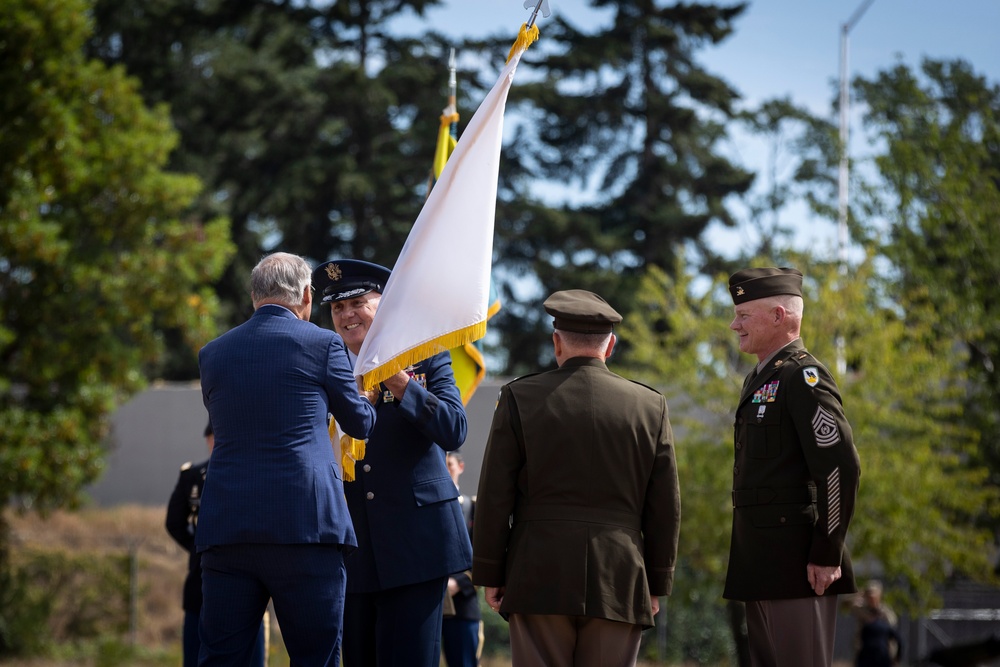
835, 0, 876, 377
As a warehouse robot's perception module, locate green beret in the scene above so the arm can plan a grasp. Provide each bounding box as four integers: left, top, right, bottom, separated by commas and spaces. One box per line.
543, 289, 622, 334
729, 267, 803, 305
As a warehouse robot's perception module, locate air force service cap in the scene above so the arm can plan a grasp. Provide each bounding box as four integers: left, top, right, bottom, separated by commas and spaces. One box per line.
543, 289, 622, 334
312, 259, 391, 304
729, 267, 803, 305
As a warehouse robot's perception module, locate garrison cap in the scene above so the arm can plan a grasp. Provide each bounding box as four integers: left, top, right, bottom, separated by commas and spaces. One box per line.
543, 289, 622, 334
312, 259, 391, 305
729, 267, 803, 305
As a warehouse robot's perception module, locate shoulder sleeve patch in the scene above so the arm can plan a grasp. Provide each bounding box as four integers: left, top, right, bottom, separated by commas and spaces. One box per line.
802, 366, 820, 387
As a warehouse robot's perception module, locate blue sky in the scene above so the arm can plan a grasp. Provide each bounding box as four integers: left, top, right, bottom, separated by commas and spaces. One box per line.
401, 0, 1000, 258
415, 1, 999, 112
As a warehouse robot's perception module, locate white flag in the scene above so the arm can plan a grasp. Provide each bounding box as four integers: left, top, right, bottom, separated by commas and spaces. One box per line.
354, 48, 527, 390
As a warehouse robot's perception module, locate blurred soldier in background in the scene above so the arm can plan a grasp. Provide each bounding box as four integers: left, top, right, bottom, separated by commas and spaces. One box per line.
165, 420, 264, 667
852, 580, 902, 667
442, 451, 482, 667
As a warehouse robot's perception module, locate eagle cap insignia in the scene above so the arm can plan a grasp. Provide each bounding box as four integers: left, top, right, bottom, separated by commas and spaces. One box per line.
326, 263, 342, 281
736, 286, 745, 296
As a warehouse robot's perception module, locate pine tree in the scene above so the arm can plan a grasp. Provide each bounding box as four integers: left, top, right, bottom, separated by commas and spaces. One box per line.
86, 0, 457, 374
492, 1, 754, 374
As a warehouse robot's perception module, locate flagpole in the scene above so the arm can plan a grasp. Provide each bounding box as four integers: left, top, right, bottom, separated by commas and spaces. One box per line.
447, 48, 457, 115
447, 48, 458, 145
526, 0, 545, 29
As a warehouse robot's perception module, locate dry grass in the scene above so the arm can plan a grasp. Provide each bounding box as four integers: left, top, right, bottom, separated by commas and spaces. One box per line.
8, 507, 842, 667
2, 507, 658, 666
7, 504, 188, 652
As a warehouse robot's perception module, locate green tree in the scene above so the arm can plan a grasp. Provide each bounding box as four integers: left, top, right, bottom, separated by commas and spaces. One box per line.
0, 0, 232, 524
617, 253, 997, 660
492, 1, 754, 375
86, 0, 472, 373
854, 58, 1000, 521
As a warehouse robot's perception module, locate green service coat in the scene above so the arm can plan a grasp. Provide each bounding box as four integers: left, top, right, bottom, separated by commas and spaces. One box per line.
472, 356, 681, 629
724, 339, 861, 601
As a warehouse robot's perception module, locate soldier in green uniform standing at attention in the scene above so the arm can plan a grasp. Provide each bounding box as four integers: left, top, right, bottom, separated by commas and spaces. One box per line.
724, 267, 862, 667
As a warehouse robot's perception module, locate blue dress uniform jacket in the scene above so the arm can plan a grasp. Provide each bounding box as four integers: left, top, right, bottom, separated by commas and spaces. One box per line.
724, 340, 861, 601
473, 357, 681, 629
343, 350, 472, 593
197, 305, 376, 549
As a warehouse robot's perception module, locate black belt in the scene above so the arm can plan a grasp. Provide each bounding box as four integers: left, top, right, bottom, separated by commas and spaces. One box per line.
732, 486, 816, 508
515, 505, 641, 531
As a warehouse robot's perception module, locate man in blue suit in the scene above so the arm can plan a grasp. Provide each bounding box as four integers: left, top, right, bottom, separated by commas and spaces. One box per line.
197, 252, 377, 667
313, 259, 473, 667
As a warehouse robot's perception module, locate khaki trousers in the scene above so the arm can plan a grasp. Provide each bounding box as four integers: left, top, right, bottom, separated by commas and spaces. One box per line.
509, 613, 642, 667
745, 596, 839, 667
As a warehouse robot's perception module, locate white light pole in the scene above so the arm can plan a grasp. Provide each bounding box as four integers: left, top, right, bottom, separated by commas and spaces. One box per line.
835, 0, 876, 377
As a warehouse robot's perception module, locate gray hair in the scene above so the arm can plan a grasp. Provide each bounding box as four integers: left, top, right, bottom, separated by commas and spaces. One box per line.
775, 294, 804, 317
556, 329, 614, 353
250, 252, 312, 307
757, 294, 804, 318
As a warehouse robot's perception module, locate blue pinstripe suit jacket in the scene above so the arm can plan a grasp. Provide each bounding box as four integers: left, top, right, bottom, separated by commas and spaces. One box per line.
196, 304, 376, 550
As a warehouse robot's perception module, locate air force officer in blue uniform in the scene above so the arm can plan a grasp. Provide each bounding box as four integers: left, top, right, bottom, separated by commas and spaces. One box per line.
313, 259, 473, 667
197, 252, 377, 667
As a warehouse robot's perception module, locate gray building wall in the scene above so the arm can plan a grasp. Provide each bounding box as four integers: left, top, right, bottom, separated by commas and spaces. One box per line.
85, 378, 506, 507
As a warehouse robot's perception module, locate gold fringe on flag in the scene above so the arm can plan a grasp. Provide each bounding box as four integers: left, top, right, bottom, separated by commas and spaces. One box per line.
359, 320, 488, 392
506, 22, 540, 64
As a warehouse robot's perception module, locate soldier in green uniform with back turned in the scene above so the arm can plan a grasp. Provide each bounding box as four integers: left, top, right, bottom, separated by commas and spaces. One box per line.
473, 289, 681, 667
724, 267, 862, 667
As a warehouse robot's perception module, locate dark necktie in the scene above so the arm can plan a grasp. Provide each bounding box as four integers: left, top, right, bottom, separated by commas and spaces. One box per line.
742, 366, 758, 394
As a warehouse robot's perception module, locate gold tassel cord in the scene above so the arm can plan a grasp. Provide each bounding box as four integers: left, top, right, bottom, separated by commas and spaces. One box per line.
506, 22, 540, 64
330, 418, 367, 483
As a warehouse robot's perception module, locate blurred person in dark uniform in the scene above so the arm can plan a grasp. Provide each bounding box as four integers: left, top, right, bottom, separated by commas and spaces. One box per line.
473, 289, 682, 667
724, 267, 862, 667
165, 421, 265, 667
853, 580, 902, 667
312, 259, 472, 667
447, 452, 475, 535
442, 451, 482, 667
197, 252, 377, 666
